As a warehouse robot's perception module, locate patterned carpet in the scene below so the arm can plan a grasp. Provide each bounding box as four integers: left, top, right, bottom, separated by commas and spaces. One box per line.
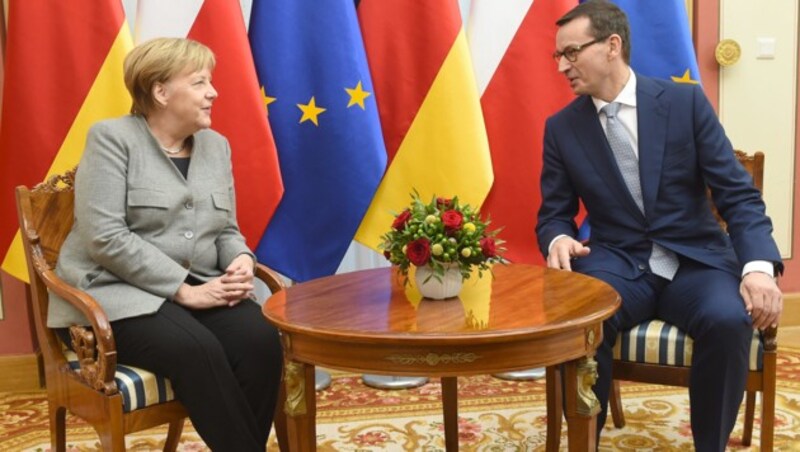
2, 350, 800, 451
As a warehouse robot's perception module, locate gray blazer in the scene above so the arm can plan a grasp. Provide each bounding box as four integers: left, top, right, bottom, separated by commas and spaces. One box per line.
50, 115, 255, 327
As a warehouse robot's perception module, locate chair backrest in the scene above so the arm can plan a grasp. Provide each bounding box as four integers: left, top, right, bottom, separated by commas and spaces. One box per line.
15, 168, 77, 369
735, 150, 765, 193
710, 150, 764, 230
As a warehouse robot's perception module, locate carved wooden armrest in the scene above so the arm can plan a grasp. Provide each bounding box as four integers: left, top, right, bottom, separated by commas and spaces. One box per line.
761, 325, 778, 353
67, 325, 118, 395
256, 263, 286, 294
39, 268, 118, 395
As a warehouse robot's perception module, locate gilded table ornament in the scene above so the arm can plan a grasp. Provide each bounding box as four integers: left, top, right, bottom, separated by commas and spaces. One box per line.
576, 357, 601, 416
715, 39, 741, 67
385, 352, 480, 366
284, 361, 307, 416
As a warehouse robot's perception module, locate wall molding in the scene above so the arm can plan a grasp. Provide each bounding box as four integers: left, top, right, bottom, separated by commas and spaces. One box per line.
0, 352, 42, 392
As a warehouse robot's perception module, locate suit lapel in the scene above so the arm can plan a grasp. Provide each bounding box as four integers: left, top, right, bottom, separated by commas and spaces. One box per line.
636, 76, 668, 218
570, 96, 644, 220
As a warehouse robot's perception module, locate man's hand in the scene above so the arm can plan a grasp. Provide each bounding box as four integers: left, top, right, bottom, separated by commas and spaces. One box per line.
547, 236, 591, 271
740, 272, 782, 330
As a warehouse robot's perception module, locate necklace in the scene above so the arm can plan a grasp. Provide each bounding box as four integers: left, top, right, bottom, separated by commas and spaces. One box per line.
160, 142, 185, 155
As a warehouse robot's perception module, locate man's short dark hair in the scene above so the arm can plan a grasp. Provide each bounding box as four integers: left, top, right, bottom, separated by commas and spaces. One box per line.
556, 0, 631, 64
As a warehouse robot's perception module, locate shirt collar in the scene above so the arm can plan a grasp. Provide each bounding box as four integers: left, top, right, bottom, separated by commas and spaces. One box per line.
592, 68, 637, 113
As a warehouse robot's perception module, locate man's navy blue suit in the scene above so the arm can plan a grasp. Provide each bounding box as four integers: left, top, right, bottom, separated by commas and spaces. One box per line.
536, 74, 783, 450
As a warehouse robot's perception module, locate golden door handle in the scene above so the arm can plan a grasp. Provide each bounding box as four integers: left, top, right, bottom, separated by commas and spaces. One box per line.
715, 39, 741, 67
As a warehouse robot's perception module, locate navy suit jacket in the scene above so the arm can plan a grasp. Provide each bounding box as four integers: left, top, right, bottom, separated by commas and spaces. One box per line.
536, 74, 782, 279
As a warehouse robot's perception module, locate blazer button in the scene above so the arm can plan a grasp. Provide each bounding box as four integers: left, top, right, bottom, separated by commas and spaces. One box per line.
184, 231, 194, 240
184, 201, 194, 209
181, 260, 191, 269
637, 264, 646, 271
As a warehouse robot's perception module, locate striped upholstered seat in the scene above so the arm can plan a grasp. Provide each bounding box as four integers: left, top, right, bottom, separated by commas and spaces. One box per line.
65, 350, 176, 412
613, 319, 764, 371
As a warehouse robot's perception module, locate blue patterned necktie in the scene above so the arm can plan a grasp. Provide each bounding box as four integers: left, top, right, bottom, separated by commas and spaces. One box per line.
602, 102, 679, 280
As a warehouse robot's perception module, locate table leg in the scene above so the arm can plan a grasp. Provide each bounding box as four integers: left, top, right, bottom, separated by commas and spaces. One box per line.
545, 365, 563, 452
282, 360, 317, 451
274, 384, 289, 451
563, 357, 599, 451
441, 377, 459, 451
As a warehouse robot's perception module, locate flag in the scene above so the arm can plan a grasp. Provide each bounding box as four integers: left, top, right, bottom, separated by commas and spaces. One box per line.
354, 0, 494, 250
135, 0, 283, 248
467, 0, 576, 264
248, 0, 387, 282
1, 1, 7, 318
611, 0, 701, 84
0, 1, 6, 126
0, 0, 133, 282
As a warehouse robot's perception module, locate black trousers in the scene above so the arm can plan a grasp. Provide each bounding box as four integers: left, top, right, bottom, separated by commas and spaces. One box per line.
60, 300, 283, 451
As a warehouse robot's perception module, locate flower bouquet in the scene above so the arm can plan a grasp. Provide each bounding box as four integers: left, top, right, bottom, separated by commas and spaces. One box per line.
379, 191, 505, 297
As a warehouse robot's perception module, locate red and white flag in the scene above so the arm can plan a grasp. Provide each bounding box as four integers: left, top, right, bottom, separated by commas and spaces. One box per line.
135, 0, 283, 248
467, 0, 577, 264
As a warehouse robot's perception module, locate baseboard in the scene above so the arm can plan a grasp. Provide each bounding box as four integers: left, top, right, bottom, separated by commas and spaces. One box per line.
0, 352, 42, 392
781, 292, 800, 327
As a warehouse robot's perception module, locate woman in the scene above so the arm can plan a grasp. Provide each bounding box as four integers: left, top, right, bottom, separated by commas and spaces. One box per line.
51, 38, 282, 451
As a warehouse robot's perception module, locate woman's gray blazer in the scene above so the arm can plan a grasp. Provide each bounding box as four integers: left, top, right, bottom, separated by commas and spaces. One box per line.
49, 115, 255, 327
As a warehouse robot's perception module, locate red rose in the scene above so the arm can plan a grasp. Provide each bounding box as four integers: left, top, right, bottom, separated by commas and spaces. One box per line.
436, 197, 452, 208
383, 250, 391, 260
441, 209, 463, 233
406, 238, 431, 266
480, 237, 497, 258
392, 209, 412, 231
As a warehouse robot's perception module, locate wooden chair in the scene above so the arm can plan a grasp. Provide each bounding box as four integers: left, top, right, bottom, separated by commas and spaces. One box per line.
16, 167, 289, 451
547, 151, 777, 450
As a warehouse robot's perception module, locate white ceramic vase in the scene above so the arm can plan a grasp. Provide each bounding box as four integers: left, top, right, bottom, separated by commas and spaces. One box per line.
414, 263, 463, 299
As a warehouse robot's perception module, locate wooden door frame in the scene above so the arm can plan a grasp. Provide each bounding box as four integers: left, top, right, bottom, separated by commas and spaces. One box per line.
693, 0, 720, 110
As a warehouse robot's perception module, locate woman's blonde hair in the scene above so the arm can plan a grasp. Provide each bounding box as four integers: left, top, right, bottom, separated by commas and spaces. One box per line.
123, 38, 216, 115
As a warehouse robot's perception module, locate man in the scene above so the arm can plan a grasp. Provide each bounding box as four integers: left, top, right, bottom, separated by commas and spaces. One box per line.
535, 1, 783, 450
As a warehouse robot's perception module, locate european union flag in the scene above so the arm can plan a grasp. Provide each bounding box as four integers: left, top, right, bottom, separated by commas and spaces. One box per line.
612, 0, 701, 83
249, 0, 387, 282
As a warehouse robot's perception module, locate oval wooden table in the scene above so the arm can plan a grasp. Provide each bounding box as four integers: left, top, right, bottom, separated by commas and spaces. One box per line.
264, 264, 620, 451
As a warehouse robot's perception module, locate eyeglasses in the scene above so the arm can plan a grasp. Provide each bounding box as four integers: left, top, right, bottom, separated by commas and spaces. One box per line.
552, 37, 607, 63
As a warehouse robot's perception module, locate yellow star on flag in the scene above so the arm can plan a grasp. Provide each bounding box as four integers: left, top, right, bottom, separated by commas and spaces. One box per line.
260, 86, 276, 110
297, 96, 326, 126
345, 81, 371, 109
671, 69, 699, 85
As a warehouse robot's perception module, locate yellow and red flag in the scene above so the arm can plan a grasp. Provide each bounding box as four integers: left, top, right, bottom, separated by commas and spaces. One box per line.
0, 0, 133, 281
135, 0, 283, 249
354, 0, 494, 249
